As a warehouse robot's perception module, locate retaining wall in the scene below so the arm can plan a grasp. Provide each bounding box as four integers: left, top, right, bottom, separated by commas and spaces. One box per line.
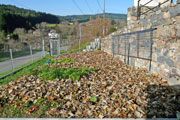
102, 2, 180, 85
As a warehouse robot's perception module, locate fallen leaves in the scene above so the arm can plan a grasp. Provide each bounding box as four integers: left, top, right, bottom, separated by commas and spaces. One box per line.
0, 51, 179, 118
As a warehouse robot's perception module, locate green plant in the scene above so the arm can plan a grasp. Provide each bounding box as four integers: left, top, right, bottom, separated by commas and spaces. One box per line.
36, 65, 98, 81
90, 96, 97, 103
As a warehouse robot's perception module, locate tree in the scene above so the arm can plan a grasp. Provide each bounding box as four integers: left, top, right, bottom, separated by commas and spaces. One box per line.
111, 19, 116, 26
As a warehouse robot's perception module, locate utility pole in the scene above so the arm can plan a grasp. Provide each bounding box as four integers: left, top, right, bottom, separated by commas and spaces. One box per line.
103, 0, 105, 36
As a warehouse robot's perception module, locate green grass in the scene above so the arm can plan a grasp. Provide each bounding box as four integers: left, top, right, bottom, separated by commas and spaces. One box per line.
60, 50, 67, 54
0, 49, 42, 62
34, 65, 98, 81
0, 55, 51, 86
47, 24, 57, 28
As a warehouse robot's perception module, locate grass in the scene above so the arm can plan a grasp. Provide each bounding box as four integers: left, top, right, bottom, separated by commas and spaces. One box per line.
0, 49, 42, 62
47, 24, 57, 28
0, 55, 52, 86
34, 65, 98, 81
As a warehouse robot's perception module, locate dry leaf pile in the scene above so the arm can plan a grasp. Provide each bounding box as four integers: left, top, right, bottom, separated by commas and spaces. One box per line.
0, 51, 180, 118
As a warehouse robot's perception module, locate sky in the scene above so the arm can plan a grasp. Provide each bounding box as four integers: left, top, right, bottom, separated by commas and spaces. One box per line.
0, 0, 133, 16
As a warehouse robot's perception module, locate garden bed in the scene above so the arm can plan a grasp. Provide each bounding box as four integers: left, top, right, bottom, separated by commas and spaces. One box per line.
0, 51, 179, 118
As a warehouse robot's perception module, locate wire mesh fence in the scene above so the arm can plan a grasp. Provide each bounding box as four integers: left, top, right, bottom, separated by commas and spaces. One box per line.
112, 28, 156, 71
0, 41, 46, 79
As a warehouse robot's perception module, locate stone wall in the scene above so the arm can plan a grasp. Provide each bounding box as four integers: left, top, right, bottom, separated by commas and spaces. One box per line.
102, 2, 180, 85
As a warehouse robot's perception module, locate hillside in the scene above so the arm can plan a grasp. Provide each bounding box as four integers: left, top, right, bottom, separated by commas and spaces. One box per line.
58, 13, 127, 23
0, 4, 59, 34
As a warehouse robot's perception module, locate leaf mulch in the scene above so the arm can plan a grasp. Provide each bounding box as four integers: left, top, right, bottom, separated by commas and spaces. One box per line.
0, 51, 180, 118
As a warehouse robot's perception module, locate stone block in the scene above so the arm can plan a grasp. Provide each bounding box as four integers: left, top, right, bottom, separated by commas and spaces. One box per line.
156, 25, 164, 38
175, 16, 180, 23
163, 11, 170, 19
162, 6, 170, 12
170, 4, 180, 17
157, 56, 175, 67
166, 58, 175, 67
165, 18, 174, 25
157, 56, 166, 63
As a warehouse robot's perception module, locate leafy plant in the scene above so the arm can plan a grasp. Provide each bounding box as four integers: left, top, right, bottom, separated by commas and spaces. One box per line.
90, 96, 97, 103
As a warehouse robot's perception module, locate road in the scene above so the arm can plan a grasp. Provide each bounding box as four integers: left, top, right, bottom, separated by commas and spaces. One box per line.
60, 46, 71, 51
0, 46, 71, 75
0, 52, 43, 74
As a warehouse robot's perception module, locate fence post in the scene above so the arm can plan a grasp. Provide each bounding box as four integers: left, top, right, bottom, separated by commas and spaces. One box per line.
29, 45, 33, 63
112, 37, 114, 57
137, 33, 140, 57
124, 35, 127, 63
128, 43, 130, 65
58, 39, 60, 55
149, 31, 153, 71
9, 49, 14, 72
42, 39, 45, 57
50, 40, 53, 56
118, 36, 120, 54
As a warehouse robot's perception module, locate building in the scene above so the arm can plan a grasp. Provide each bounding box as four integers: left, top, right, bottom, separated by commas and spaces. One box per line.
48, 30, 60, 39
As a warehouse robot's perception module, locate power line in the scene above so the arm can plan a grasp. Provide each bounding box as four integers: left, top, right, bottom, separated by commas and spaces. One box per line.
73, 0, 84, 14
85, 0, 94, 14
97, 0, 103, 12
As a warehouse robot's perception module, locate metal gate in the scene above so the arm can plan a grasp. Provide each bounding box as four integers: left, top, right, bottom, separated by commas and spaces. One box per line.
112, 28, 156, 71
50, 40, 60, 56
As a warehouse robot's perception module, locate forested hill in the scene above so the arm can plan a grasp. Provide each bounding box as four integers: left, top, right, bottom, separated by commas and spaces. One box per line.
0, 4, 59, 34
58, 13, 127, 23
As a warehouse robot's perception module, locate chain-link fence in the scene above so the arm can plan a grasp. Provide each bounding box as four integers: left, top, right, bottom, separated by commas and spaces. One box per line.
112, 28, 156, 71
0, 40, 46, 79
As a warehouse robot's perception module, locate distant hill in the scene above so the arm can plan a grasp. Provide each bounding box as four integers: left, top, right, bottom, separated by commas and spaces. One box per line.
58, 13, 127, 23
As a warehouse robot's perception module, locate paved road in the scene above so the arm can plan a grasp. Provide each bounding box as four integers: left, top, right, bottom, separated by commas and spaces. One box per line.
0, 52, 43, 74
0, 46, 71, 75
60, 46, 71, 51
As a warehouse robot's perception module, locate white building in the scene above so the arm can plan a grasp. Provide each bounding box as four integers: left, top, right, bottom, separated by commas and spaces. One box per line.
134, 0, 171, 6
48, 30, 60, 39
